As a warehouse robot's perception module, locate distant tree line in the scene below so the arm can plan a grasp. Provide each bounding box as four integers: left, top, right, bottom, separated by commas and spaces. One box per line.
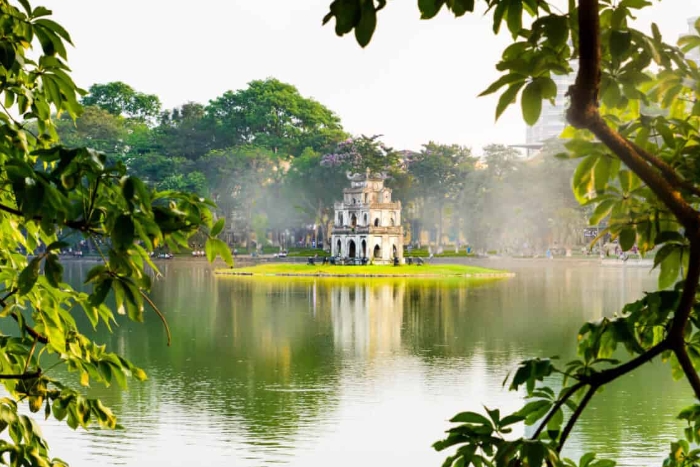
57, 78, 587, 254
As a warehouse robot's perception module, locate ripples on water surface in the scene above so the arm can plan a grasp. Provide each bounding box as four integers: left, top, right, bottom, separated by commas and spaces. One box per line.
40, 260, 688, 466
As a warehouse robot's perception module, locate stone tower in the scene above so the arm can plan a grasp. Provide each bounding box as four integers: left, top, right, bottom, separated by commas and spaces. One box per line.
330, 171, 404, 264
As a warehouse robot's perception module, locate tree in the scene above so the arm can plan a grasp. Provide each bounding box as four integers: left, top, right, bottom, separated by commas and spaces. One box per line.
155, 102, 214, 160
82, 81, 161, 122
321, 134, 401, 175
284, 147, 349, 247
198, 145, 277, 247
206, 78, 344, 156
408, 142, 476, 246
55, 105, 127, 156
0, 2, 231, 465
323, 1, 700, 466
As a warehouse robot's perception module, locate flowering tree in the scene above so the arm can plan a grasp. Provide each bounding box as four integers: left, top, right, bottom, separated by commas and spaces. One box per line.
321, 134, 401, 176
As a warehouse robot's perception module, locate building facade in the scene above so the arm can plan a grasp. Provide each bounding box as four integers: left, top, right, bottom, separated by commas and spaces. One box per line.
331, 172, 404, 263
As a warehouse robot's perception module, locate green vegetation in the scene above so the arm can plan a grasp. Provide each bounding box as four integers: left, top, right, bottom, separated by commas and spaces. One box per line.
56, 78, 587, 256
0, 2, 228, 465
216, 263, 507, 277
322, 1, 700, 467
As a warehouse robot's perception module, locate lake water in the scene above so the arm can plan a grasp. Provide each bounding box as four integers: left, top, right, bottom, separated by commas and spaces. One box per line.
41, 260, 689, 466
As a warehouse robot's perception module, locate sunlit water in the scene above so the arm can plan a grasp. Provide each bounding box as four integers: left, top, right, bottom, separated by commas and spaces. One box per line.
36, 260, 688, 466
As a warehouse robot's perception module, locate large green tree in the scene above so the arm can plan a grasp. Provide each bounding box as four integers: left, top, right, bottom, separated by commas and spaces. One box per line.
82, 81, 161, 122
0, 2, 232, 466
408, 142, 476, 247
206, 78, 345, 156
323, 1, 700, 466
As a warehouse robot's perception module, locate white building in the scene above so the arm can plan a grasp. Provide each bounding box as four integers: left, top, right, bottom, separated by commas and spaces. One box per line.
331, 172, 404, 263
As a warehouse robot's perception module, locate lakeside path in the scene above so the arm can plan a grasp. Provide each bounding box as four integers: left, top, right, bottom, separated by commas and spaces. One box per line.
214, 263, 513, 278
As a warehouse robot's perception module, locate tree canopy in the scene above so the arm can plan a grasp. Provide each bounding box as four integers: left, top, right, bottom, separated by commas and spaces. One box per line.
0, 1, 231, 465
323, 1, 700, 466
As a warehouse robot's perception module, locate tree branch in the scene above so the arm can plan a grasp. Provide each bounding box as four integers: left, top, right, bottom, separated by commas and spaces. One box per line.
669, 242, 700, 399
629, 141, 700, 199
587, 117, 700, 231
140, 289, 171, 347
557, 384, 596, 452
10, 312, 48, 345
0, 370, 40, 380
567, 0, 700, 231
0, 202, 102, 234
588, 341, 668, 386
532, 381, 586, 439
673, 344, 700, 400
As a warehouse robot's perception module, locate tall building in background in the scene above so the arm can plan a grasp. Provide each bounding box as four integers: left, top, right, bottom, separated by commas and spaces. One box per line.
525, 63, 577, 146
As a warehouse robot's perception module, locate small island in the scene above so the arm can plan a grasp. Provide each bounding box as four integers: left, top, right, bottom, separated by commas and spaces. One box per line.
214, 263, 512, 278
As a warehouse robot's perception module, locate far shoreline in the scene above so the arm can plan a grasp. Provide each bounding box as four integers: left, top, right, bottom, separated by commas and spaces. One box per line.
214, 263, 514, 279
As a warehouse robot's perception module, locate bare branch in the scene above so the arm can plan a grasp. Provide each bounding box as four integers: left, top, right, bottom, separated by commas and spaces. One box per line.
532, 382, 586, 439
0, 370, 41, 380
558, 384, 596, 451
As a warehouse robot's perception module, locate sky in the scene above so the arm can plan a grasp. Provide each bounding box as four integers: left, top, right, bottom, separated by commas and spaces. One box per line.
43, 0, 700, 154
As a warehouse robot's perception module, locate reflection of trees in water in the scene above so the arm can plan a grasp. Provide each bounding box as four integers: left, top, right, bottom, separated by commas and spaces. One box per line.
59, 262, 685, 467
75, 265, 342, 456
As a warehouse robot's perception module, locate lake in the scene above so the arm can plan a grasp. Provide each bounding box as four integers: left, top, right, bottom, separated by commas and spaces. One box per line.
41, 260, 688, 466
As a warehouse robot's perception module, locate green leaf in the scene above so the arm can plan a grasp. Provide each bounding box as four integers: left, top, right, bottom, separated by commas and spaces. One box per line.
44, 253, 63, 288
506, 0, 522, 37
18, 257, 41, 295
213, 238, 234, 266
521, 441, 546, 467
610, 30, 632, 60
590, 199, 615, 225
354, 0, 377, 47
593, 156, 613, 192
449, 411, 493, 426
537, 77, 557, 100
619, 227, 636, 251
479, 73, 526, 97
419, 0, 446, 19
210, 218, 225, 237
658, 247, 681, 289
448, 0, 475, 16
496, 81, 526, 121
572, 154, 599, 202
545, 14, 569, 47
521, 80, 543, 126
112, 214, 135, 250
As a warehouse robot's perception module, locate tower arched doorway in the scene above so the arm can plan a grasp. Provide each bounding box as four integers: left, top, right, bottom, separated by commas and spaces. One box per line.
373, 245, 381, 258
361, 239, 367, 258
349, 240, 357, 258
351, 214, 357, 227
336, 239, 342, 256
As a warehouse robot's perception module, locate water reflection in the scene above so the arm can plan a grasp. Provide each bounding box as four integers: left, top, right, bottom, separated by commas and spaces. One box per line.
35, 261, 693, 467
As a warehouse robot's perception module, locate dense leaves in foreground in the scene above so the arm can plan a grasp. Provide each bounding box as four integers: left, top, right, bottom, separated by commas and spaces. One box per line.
0, 1, 232, 465
323, 1, 700, 466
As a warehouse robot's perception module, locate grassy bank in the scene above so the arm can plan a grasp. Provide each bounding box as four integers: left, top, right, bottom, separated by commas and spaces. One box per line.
215, 263, 511, 278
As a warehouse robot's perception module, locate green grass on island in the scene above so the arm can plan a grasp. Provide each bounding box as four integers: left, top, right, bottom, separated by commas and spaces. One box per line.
215, 263, 511, 278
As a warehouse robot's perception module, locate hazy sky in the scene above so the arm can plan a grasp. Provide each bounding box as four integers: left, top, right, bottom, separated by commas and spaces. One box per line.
43, 1, 700, 154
